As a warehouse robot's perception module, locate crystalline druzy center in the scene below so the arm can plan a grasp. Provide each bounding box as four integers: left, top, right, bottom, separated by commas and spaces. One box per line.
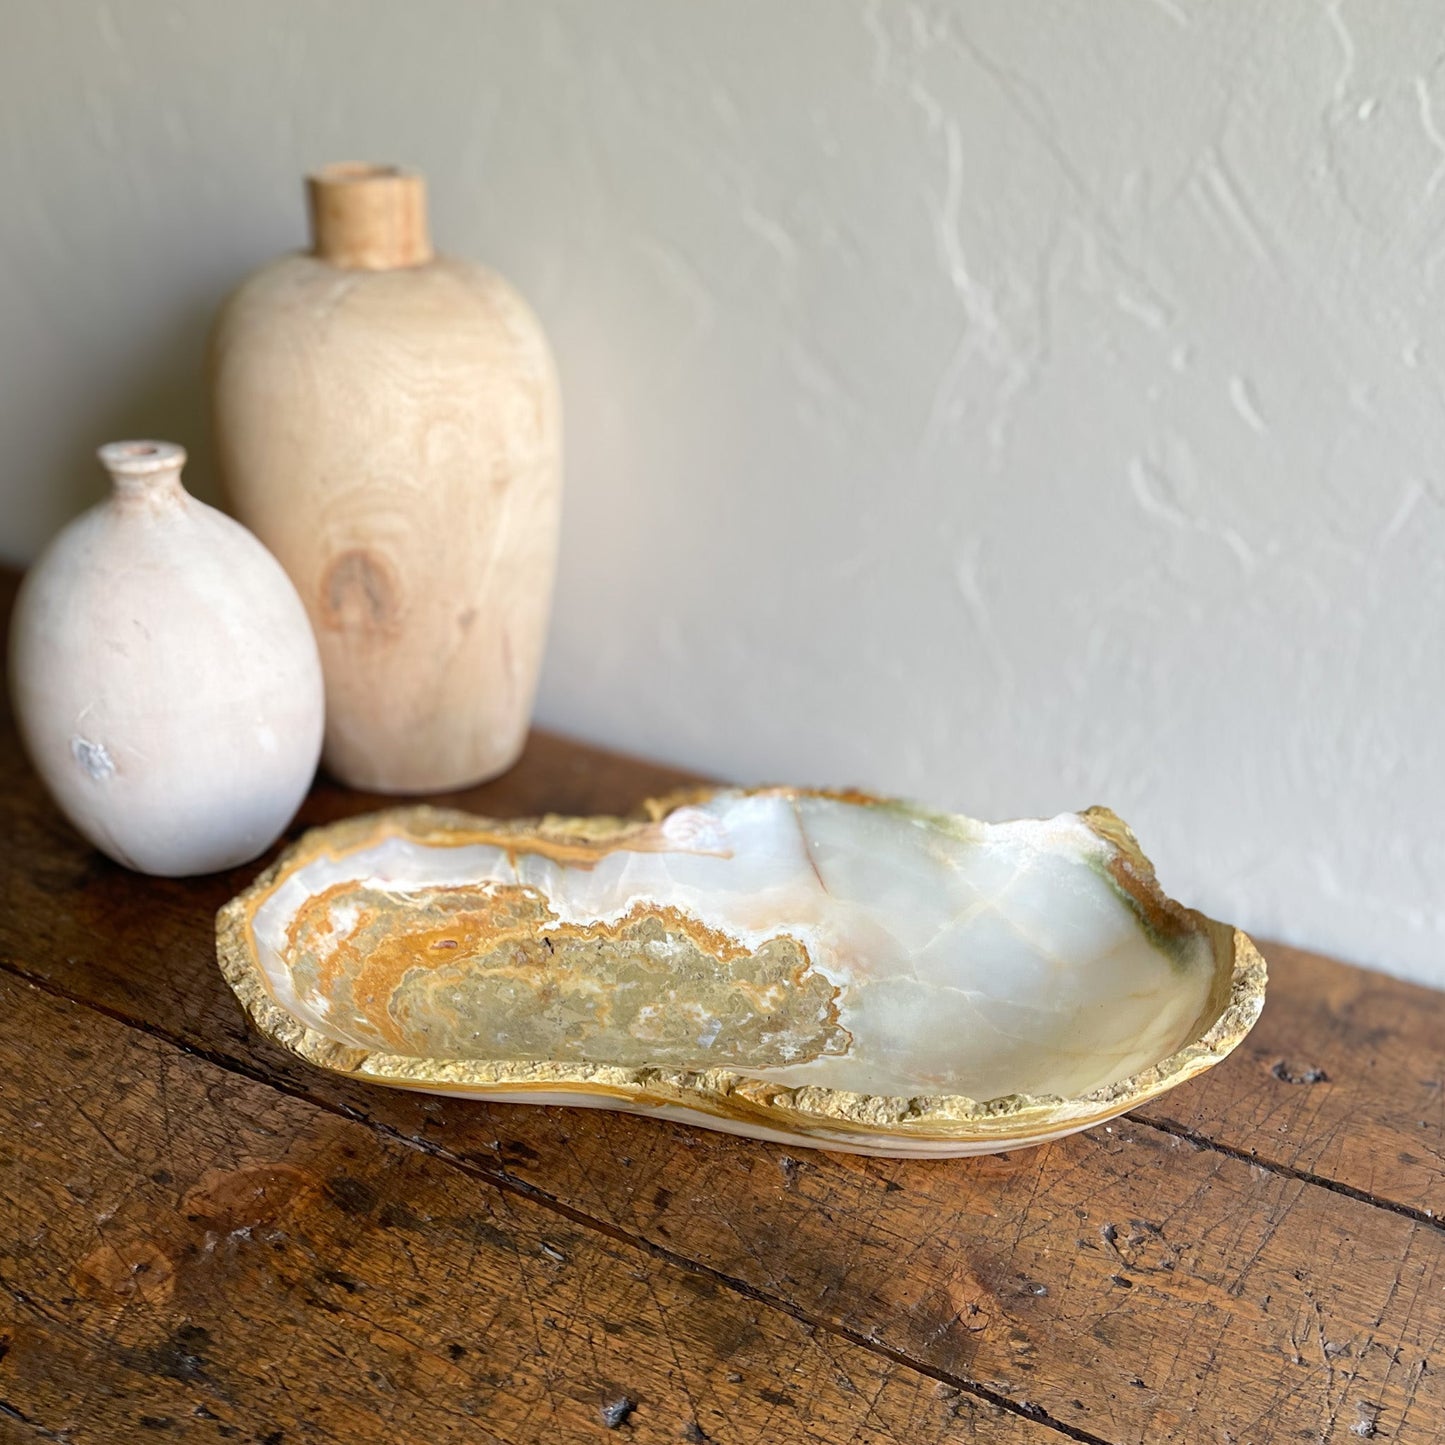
249, 791, 1216, 1104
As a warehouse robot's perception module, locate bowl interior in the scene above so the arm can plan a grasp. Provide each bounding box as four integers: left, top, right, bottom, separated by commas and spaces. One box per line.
243, 792, 1226, 1105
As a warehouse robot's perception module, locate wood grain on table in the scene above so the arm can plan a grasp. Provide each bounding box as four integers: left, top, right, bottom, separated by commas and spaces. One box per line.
0, 569, 1440, 1445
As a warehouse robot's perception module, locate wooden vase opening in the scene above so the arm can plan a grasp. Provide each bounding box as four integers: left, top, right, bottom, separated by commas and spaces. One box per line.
306, 163, 433, 270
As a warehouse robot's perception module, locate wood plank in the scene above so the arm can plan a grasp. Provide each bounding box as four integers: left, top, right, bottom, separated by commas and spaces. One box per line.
2, 766, 1443, 1441
0, 972, 1057, 1445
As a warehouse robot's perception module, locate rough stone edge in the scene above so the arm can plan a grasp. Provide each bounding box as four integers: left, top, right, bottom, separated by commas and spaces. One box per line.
214, 793, 1268, 1146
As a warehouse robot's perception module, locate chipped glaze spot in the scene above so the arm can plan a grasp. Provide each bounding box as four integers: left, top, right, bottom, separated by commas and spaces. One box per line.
71, 736, 116, 780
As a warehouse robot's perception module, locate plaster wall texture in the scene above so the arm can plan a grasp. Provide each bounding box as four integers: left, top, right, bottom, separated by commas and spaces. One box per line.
1, 1, 1442, 985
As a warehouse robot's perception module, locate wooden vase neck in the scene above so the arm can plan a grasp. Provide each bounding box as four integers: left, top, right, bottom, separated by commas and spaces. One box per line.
307, 164, 433, 271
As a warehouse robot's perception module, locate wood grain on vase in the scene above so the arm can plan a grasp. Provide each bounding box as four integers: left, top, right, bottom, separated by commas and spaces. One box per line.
210, 164, 561, 794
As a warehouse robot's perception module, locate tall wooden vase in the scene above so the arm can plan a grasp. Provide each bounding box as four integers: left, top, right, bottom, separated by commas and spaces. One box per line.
209, 163, 561, 793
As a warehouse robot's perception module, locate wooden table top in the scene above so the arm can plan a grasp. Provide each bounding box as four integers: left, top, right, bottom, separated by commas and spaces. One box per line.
0, 569, 1441, 1445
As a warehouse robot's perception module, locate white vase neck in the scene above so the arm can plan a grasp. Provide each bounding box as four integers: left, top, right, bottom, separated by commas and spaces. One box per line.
99, 440, 187, 503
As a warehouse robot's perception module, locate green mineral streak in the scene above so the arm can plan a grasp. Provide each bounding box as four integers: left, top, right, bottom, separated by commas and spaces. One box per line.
1084, 849, 1203, 973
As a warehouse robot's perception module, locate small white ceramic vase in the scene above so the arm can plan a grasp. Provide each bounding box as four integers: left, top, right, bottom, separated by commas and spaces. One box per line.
8, 440, 325, 875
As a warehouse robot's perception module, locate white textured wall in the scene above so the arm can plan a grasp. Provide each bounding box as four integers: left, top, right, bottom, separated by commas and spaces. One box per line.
3, 1, 1443, 985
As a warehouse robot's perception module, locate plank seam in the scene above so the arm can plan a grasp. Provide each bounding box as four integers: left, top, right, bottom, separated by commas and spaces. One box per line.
0, 1398, 72, 1441
1130, 1109, 1441, 1233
